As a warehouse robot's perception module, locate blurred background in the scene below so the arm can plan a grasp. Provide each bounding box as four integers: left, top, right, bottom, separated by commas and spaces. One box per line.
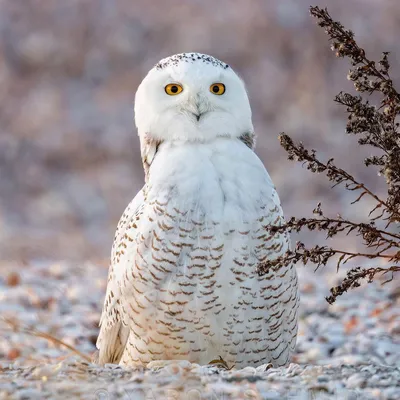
1, 0, 399, 263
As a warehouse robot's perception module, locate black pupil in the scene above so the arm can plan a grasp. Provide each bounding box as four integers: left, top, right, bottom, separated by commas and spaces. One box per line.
171, 85, 178, 93
212, 85, 219, 93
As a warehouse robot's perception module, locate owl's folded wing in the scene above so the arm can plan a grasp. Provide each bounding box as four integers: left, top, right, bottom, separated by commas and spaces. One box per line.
96, 189, 145, 365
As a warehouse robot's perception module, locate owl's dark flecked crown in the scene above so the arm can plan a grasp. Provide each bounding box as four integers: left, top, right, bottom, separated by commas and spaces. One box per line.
155, 53, 229, 70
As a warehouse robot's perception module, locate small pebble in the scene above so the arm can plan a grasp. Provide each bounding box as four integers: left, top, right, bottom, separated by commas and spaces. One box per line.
6, 272, 20, 287
7, 348, 21, 361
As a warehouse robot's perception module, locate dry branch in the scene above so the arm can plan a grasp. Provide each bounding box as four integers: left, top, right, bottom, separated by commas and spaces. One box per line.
259, 6, 400, 303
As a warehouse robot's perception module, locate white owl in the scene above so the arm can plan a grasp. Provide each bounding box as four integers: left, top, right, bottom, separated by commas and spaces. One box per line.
97, 53, 299, 369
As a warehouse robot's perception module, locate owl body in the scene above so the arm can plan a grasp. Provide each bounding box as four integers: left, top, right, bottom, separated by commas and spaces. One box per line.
97, 53, 299, 368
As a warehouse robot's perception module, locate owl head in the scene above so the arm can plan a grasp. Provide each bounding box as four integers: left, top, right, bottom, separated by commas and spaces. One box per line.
134, 53, 253, 144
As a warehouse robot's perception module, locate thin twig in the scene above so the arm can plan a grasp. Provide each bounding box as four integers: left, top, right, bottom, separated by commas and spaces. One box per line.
1, 317, 92, 363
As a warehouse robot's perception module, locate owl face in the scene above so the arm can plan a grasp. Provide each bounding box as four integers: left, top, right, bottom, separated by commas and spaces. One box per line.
135, 53, 253, 143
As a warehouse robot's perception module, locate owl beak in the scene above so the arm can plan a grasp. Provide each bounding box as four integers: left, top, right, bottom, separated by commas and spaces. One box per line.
192, 100, 206, 121
186, 95, 206, 122
192, 100, 202, 121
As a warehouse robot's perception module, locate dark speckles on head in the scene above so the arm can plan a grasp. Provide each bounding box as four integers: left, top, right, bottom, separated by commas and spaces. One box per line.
155, 53, 230, 70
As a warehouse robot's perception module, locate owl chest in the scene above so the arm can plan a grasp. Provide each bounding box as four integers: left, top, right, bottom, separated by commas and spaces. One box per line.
133, 182, 275, 298
126, 196, 285, 335
131, 141, 277, 297
146, 141, 272, 225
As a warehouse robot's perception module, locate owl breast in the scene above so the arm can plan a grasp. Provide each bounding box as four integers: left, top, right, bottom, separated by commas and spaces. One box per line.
117, 139, 298, 368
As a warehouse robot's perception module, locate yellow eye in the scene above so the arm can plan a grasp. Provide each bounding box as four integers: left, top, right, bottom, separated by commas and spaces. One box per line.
210, 83, 225, 95
165, 83, 183, 95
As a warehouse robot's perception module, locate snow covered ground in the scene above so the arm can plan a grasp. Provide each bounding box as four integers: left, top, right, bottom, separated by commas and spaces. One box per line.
1, 261, 399, 399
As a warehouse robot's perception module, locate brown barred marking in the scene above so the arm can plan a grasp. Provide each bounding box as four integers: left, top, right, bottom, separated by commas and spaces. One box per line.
239, 132, 256, 149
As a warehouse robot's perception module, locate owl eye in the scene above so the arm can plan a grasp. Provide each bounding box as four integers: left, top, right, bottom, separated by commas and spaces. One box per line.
165, 83, 183, 95
210, 83, 225, 95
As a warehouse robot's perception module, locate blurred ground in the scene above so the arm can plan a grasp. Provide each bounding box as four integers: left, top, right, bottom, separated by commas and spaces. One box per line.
0, 262, 399, 399
1, 0, 399, 262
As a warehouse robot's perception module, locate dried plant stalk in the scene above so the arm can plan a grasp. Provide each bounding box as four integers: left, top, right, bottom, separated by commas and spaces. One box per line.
258, 6, 400, 303
1, 317, 92, 363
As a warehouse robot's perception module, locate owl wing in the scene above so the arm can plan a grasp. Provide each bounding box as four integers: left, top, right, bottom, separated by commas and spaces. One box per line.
97, 132, 162, 364
261, 190, 299, 365
96, 188, 145, 365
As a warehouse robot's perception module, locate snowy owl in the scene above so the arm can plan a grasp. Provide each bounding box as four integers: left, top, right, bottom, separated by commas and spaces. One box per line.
97, 53, 299, 369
